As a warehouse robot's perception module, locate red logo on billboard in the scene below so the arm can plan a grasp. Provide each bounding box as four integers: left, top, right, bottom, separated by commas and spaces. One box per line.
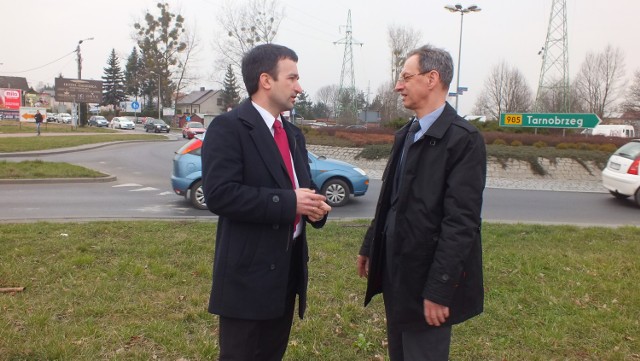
1, 88, 22, 110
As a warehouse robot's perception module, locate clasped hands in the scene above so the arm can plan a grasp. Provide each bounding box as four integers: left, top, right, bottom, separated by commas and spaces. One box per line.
295, 188, 331, 222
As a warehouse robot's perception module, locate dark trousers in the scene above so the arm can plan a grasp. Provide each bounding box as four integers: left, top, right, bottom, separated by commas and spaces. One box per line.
218, 239, 301, 361
383, 262, 452, 361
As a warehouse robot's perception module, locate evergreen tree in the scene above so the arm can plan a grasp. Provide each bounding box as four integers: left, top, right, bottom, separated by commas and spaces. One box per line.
124, 47, 143, 100
220, 64, 241, 111
101, 49, 127, 112
294, 91, 313, 119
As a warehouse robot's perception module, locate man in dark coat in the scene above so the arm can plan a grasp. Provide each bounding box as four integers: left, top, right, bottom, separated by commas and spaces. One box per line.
357, 44, 486, 361
201, 44, 331, 361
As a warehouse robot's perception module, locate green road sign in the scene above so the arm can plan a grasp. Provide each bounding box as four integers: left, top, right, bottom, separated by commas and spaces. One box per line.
499, 113, 601, 128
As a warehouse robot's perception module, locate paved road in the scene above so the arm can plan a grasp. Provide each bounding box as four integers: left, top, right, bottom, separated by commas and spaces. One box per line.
1, 137, 639, 226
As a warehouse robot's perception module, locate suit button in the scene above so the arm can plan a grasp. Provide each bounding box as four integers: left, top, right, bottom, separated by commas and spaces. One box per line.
273, 224, 279, 230
442, 274, 450, 281
270, 264, 276, 270
272, 195, 280, 203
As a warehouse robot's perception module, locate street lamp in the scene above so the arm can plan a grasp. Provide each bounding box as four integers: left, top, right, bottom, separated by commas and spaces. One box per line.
76, 37, 94, 80
75, 37, 94, 127
444, 4, 481, 112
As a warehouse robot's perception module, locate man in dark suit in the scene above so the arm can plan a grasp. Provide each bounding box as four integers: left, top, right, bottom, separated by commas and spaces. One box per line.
357, 44, 487, 361
201, 44, 331, 361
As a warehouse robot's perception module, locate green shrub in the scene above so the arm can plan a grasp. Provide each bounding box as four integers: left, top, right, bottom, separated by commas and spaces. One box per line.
493, 139, 507, 146
556, 142, 575, 150
356, 144, 393, 160
510, 140, 523, 147
598, 143, 618, 153
533, 141, 547, 148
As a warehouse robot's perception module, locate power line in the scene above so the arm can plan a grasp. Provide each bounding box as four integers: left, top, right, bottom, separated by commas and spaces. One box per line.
2, 49, 77, 74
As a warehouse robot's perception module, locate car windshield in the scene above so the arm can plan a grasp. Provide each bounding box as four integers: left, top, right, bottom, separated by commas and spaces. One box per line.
189, 122, 204, 128
95, 116, 106, 120
614, 141, 640, 160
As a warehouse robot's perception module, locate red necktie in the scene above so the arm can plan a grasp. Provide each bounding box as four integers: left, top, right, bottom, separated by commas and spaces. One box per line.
273, 119, 300, 228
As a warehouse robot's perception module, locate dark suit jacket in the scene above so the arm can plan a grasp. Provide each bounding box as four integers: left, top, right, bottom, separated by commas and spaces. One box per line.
360, 102, 486, 331
201, 99, 325, 320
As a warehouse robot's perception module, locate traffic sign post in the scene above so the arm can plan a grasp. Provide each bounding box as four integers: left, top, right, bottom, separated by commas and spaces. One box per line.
131, 101, 139, 123
500, 113, 601, 129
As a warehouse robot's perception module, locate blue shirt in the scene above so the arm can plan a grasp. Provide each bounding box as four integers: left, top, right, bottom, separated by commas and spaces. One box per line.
412, 103, 446, 142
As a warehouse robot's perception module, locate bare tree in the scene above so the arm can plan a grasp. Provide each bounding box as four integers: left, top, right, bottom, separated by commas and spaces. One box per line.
214, 0, 284, 73
473, 61, 534, 120
174, 28, 200, 106
573, 45, 626, 118
372, 81, 411, 124
387, 25, 422, 84
315, 85, 339, 117
622, 69, 640, 112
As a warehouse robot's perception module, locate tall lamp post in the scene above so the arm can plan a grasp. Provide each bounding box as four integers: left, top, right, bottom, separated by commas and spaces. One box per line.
444, 4, 481, 112
76, 37, 94, 126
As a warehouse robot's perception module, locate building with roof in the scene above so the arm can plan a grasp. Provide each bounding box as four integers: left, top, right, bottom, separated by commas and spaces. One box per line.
175, 87, 223, 116
0, 76, 30, 92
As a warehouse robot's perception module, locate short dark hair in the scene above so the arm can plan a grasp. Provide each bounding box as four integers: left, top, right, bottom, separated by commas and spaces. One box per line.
241, 44, 298, 96
407, 44, 454, 89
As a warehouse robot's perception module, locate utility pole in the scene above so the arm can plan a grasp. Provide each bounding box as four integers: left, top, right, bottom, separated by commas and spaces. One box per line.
334, 10, 363, 125
535, 0, 569, 113
76, 37, 94, 127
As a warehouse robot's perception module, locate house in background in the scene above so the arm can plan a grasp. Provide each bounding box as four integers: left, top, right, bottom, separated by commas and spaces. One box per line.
175, 87, 223, 116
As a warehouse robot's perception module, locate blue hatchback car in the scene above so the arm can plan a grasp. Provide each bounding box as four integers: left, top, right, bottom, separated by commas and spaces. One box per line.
171, 136, 369, 209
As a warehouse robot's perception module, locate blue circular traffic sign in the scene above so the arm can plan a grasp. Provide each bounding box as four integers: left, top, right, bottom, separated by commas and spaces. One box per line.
131, 101, 140, 110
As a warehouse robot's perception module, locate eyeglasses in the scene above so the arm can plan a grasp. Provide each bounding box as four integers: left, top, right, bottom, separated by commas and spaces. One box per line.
397, 71, 431, 84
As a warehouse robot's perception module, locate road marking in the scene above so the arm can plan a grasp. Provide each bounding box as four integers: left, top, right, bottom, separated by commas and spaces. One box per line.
130, 187, 158, 192
158, 191, 174, 195
113, 183, 142, 187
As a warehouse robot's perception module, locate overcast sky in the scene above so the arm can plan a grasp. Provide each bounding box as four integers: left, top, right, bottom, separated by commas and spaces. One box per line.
2, 0, 638, 116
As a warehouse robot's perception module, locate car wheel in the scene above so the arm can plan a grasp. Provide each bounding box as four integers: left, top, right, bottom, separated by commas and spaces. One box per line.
634, 188, 640, 207
609, 191, 629, 200
190, 180, 208, 210
321, 178, 350, 207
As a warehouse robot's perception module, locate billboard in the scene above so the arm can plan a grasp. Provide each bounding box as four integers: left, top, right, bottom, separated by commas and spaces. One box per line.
19, 107, 47, 123
55, 78, 102, 103
0, 88, 22, 110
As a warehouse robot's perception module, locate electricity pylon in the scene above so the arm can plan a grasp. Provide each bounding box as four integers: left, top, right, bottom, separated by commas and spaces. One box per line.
535, 0, 570, 112
334, 10, 363, 124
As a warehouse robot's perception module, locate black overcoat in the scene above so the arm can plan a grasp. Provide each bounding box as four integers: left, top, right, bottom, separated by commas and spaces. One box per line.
201, 100, 325, 320
360, 102, 486, 331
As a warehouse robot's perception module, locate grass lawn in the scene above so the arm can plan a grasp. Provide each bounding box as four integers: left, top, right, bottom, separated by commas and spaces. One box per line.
0, 160, 107, 179
0, 134, 167, 153
1, 221, 638, 360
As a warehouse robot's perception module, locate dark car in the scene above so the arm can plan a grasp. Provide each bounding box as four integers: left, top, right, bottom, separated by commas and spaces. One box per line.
182, 121, 206, 139
171, 136, 369, 209
88, 115, 109, 127
144, 118, 170, 133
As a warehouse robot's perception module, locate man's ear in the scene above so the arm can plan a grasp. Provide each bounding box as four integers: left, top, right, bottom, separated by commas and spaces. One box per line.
259, 73, 272, 90
426, 70, 440, 90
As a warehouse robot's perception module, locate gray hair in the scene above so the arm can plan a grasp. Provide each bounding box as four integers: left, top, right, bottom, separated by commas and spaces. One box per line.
407, 44, 454, 88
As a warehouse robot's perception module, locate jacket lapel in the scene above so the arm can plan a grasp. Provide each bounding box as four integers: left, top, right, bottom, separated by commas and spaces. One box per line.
238, 101, 292, 189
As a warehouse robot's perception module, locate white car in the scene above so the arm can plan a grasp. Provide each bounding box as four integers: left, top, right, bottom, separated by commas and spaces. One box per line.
111, 116, 135, 130
57, 113, 72, 124
602, 139, 640, 206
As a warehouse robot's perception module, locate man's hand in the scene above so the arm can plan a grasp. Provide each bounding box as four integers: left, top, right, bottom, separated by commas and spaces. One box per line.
356, 255, 369, 278
295, 188, 331, 222
424, 299, 450, 326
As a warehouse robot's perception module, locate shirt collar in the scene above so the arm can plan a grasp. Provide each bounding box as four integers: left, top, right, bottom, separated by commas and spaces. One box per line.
415, 103, 446, 140
252, 101, 280, 132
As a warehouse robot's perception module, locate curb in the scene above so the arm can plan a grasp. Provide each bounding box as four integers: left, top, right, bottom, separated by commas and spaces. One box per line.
0, 138, 175, 158
0, 174, 117, 184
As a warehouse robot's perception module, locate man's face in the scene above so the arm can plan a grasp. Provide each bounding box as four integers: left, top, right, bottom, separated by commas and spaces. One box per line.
269, 58, 302, 112
395, 55, 430, 111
